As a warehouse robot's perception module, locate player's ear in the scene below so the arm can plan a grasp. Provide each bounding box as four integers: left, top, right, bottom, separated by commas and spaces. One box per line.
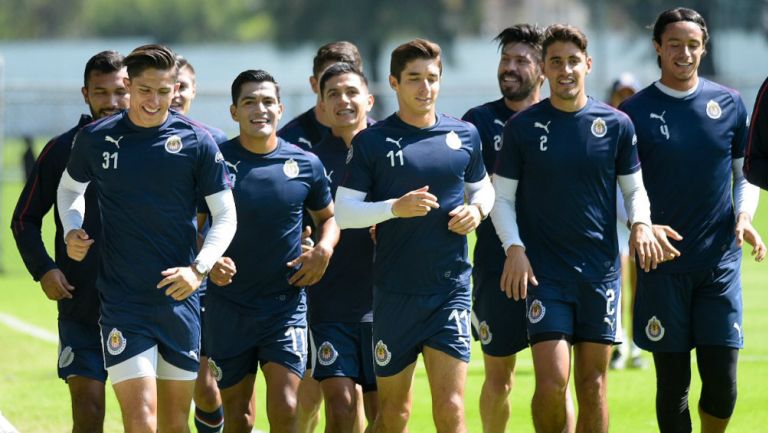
310, 75, 319, 95
585, 55, 592, 74
81, 87, 89, 105
366, 94, 375, 113
229, 104, 238, 121
276, 103, 285, 121
653, 39, 662, 57
388, 75, 398, 91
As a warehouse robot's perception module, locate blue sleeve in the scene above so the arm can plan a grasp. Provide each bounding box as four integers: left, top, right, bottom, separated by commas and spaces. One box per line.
495, 119, 523, 180
66, 131, 93, 183
305, 154, 333, 211
341, 134, 375, 193
464, 126, 487, 183
195, 132, 231, 197
732, 93, 749, 159
616, 115, 641, 175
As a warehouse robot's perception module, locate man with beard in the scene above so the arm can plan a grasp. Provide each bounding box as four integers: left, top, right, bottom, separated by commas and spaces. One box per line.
11, 50, 129, 433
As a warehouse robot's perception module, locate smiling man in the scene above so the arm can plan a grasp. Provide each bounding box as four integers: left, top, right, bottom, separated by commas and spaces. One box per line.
491, 25, 662, 433
203, 69, 339, 433
334, 39, 494, 433
57, 44, 237, 433
620, 8, 765, 433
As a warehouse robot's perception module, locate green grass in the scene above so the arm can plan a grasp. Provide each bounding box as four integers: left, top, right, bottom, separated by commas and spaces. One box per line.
1, 137, 768, 432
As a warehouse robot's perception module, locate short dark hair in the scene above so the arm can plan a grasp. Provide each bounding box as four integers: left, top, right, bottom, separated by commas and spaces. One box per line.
542, 24, 589, 58
312, 41, 363, 78
390, 38, 442, 82
124, 44, 178, 79
231, 69, 280, 105
319, 62, 369, 97
176, 55, 196, 75
494, 24, 544, 60
83, 50, 125, 87
652, 7, 709, 67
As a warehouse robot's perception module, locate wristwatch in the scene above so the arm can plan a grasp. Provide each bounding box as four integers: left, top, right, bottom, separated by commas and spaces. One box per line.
192, 260, 210, 278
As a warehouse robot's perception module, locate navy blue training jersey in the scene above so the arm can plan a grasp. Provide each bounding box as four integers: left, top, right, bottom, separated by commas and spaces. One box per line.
496, 97, 640, 282
462, 98, 516, 275
308, 134, 374, 323
278, 107, 330, 150
208, 138, 332, 309
745, 76, 768, 189
11, 115, 101, 324
620, 79, 748, 272
65, 111, 231, 307
342, 113, 487, 295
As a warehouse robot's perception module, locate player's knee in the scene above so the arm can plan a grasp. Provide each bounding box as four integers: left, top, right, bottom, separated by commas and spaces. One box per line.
483, 374, 513, 398
326, 398, 357, 427
268, 395, 299, 427
699, 370, 737, 419
193, 382, 221, 411
534, 374, 569, 401
377, 400, 410, 427
432, 393, 464, 426
574, 370, 607, 399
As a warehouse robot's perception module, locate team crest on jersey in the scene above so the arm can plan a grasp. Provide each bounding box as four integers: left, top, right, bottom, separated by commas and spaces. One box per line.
374, 340, 392, 366
528, 300, 546, 324
283, 158, 300, 178
208, 358, 223, 381
317, 341, 338, 366
706, 100, 722, 119
645, 316, 665, 342
58, 345, 75, 369
478, 321, 493, 345
346, 147, 354, 164
445, 131, 462, 150
591, 118, 607, 138
107, 328, 127, 355
164, 135, 183, 153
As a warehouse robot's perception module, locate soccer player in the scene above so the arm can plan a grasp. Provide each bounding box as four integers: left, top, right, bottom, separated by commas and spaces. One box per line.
203, 69, 339, 433
278, 41, 363, 150
335, 38, 495, 433
170, 53, 229, 433
491, 25, 662, 433
10, 50, 129, 433
57, 44, 237, 433
461, 24, 544, 433
745, 76, 768, 188
620, 8, 765, 432
309, 62, 377, 433
277, 40, 364, 433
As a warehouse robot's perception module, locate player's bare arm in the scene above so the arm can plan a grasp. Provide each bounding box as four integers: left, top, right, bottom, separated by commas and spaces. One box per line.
210, 257, 237, 286
288, 203, 339, 286
157, 266, 204, 301
735, 212, 767, 262
500, 245, 538, 301
630, 223, 664, 272
392, 185, 439, 217
64, 228, 94, 262
39, 268, 75, 300
448, 204, 482, 235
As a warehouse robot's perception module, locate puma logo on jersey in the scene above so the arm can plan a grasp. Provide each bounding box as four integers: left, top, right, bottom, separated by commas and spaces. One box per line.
494, 119, 505, 127
225, 160, 241, 174
733, 322, 742, 338
604, 317, 616, 331
105, 135, 123, 149
650, 111, 666, 123
385, 137, 403, 148
298, 137, 312, 148
534, 121, 551, 134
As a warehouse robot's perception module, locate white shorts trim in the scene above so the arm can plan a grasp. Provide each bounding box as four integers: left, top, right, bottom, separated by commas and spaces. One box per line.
108, 346, 197, 384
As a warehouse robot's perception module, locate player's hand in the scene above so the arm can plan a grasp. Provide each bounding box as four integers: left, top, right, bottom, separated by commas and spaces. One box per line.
210, 257, 237, 286
64, 229, 94, 262
369, 225, 377, 245
630, 223, 664, 272
447, 204, 482, 235
287, 242, 333, 287
157, 267, 203, 301
735, 213, 766, 262
301, 226, 314, 253
392, 186, 439, 218
651, 224, 683, 262
40, 268, 75, 300
500, 245, 538, 301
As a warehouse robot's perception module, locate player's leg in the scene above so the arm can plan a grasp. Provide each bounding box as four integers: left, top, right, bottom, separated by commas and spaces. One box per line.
530, 339, 572, 433
262, 362, 303, 433
572, 342, 611, 433
372, 362, 416, 433
652, 351, 692, 433
362, 388, 378, 433
68, 377, 106, 433
696, 346, 737, 433
219, 374, 258, 433
156, 353, 197, 433
320, 377, 359, 433
478, 354, 516, 433
423, 347, 468, 433
109, 346, 160, 433
297, 371, 323, 433
353, 385, 367, 433
193, 357, 224, 433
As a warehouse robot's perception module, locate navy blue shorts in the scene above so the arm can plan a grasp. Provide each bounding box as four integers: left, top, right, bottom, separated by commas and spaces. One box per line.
471, 269, 528, 356
204, 290, 307, 389
58, 319, 107, 383
310, 322, 376, 392
633, 258, 742, 352
100, 299, 201, 372
525, 277, 621, 345
372, 287, 471, 377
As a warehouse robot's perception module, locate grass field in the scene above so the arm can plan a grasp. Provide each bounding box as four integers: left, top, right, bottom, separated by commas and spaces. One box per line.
1, 138, 767, 432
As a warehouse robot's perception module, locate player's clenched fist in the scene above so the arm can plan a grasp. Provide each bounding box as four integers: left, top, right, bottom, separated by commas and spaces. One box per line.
64, 229, 94, 262
392, 185, 439, 217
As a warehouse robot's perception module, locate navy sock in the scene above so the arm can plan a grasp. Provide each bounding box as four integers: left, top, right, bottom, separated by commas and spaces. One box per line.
194, 406, 224, 433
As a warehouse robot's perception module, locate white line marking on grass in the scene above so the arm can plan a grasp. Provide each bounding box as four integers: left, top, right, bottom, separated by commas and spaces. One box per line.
0, 312, 57, 344
0, 411, 21, 433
